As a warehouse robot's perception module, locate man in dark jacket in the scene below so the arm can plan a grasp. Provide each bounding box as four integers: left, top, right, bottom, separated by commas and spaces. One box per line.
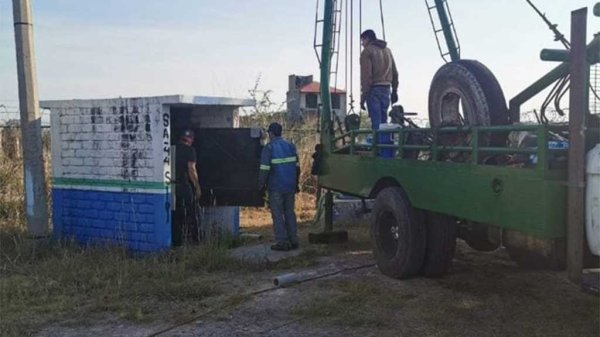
258, 122, 300, 251
173, 129, 201, 246
360, 29, 399, 157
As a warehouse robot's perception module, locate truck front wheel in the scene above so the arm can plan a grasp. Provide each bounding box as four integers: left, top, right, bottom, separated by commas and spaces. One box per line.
371, 187, 426, 279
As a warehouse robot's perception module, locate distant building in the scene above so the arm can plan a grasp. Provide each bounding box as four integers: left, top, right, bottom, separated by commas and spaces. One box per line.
286, 75, 346, 120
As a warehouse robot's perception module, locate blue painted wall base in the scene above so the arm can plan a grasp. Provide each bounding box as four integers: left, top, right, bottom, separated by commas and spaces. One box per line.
52, 188, 171, 252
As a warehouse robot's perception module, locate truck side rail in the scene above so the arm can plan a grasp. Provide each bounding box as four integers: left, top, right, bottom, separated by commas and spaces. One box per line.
331, 124, 570, 172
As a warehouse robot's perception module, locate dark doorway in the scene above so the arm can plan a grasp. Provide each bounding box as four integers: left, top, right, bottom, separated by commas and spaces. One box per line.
193, 128, 265, 207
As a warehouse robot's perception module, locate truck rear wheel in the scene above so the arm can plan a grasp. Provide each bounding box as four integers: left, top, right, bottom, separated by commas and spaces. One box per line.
371, 186, 426, 279
420, 212, 457, 277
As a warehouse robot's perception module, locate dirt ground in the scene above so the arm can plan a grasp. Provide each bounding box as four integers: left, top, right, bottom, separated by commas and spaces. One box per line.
33, 211, 600, 337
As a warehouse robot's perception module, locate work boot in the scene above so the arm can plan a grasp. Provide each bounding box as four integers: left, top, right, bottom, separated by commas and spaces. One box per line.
290, 242, 299, 250
270, 243, 290, 251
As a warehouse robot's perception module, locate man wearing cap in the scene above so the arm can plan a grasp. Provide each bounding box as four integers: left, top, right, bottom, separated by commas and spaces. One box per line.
173, 129, 201, 246
360, 29, 398, 157
258, 122, 300, 251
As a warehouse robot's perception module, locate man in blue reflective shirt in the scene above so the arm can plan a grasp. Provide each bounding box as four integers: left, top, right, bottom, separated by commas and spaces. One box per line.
258, 122, 300, 251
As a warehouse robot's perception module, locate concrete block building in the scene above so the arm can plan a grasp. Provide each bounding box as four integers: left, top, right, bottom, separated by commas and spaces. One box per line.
42, 95, 256, 252
286, 74, 346, 120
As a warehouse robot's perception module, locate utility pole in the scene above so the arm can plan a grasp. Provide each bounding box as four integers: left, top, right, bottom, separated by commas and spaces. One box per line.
567, 7, 588, 283
12, 0, 49, 237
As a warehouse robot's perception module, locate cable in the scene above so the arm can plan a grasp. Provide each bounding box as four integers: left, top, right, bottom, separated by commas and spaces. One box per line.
344, 0, 348, 93
259, 317, 306, 334
275, 263, 375, 287
540, 75, 567, 123
333, 0, 343, 92
525, 0, 570, 49
379, 0, 386, 41
348, 0, 355, 115
359, 0, 362, 39
146, 262, 375, 337
554, 76, 570, 116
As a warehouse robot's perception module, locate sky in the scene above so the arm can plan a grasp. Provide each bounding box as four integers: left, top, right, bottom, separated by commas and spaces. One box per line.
1, 0, 598, 119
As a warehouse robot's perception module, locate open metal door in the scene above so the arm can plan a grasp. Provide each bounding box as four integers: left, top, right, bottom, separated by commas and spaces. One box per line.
193, 128, 265, 207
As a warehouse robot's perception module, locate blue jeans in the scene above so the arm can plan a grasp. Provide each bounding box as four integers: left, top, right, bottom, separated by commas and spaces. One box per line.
269, 192, 298, 246
367, 86, 393, 158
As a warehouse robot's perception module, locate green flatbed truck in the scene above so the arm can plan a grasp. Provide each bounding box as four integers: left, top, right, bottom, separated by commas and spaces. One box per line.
314, 0, 600, 280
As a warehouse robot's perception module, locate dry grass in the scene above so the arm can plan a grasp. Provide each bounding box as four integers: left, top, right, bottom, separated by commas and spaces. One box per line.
0, 161, 24, 231
239, 118, 320, 230
241, 192, 316, 228
0, 131, 27, 233
0, 134, 260, 336
0, 237, 254, 336
239, 117, 320, 230
0, 129, 51, 234
0, 124, 324, 336
291, 241, 600, 337
239, 112, 320, 195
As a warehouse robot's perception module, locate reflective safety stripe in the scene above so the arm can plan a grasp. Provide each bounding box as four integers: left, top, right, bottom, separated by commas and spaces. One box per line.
260, 165, 271, 171
271, 157, 297, 165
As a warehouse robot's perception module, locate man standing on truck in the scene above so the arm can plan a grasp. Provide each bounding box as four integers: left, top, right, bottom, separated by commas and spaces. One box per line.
258, 122, 300, 251
360, 29, 399, 157
173, 129, 202, 246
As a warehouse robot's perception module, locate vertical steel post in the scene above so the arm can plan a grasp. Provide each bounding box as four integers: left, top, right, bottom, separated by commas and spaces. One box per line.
433, 0, 460, 62
471, 128, 479, 164
567, 7, 588, 283
13, 0, 48, 237
431, 129, 439, 161
536, 124, 548, 176
319, 0, 335, 232
398, 129, 405, 159
372, 130, 379, 157
320, 0, 334, 153
324, 190, 334, 232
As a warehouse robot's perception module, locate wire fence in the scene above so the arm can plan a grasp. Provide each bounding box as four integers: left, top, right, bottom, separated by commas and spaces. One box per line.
521, 109, 569, 124
0, 107, 51, 128
591, 63, 599, 115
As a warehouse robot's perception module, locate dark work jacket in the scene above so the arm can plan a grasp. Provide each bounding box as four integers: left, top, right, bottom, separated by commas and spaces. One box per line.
258, 137, 298, 194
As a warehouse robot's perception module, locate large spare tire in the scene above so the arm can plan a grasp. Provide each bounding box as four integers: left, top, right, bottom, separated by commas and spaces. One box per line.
428, 60, 510, 152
